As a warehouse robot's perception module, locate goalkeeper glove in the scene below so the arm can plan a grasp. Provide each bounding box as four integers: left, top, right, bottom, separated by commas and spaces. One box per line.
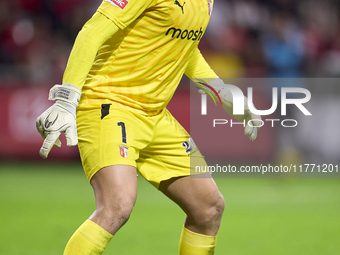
199, 79, 262, 141
36, 83, 81, 158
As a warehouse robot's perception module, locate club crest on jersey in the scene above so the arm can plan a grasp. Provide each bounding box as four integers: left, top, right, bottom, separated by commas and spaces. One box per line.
105, 0, 129, 10
207, 0, 213, 16
182, 137, 197, 155
119, 145, 129, 158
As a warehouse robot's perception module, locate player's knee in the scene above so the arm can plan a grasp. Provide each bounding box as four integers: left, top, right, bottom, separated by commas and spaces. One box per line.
195, 191, 225, 227
208, 191, 225, 222
215, 192, 225, 218
113, 201, 134, 225
98, 199, 135, 227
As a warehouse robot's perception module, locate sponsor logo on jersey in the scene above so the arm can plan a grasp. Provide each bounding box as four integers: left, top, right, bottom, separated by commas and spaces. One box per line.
105, 0, 129, 10
174, 1, 185, 14
119, 145, 129, 158
207, 0, 213, 16
165, 27, 204, 41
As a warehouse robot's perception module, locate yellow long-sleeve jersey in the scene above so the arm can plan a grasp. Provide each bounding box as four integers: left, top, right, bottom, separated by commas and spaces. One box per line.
76, 0, 217, 115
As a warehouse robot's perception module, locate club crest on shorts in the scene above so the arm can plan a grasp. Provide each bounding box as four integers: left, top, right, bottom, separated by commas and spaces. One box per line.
207, 0, 213, 16
182, 137, 197, 155
119, 145, 129, 158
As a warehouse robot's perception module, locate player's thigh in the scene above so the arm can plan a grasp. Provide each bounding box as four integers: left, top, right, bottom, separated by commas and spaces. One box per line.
90, 165, 138, 210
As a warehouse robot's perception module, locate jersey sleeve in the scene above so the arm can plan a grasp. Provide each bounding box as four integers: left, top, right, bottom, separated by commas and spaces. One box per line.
185, 47, 218, 86
63, 12, 119, 90
98, 0, 157, 29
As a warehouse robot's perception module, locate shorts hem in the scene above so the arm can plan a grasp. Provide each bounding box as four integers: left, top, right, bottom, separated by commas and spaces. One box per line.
86, 160, 137, 182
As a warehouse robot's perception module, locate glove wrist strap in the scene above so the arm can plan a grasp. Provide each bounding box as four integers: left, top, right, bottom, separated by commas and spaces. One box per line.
55, 101, 76, 118
48, 83, 81, 107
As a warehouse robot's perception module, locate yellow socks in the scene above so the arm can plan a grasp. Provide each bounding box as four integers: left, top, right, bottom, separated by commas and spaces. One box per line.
63, 219, 113, 255
63, 221, 216, 254
179, 226, 217, 255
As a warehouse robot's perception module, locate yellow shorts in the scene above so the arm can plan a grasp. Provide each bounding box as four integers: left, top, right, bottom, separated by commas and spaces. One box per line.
77, 104, 207, 188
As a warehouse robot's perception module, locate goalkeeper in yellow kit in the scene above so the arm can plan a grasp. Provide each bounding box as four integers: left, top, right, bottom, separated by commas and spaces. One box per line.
36, 0, 261, 254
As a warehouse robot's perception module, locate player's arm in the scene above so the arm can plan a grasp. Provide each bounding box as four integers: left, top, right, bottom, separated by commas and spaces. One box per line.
36, 11, 119, 158
36, 0, 158, 158
185, 47, 218, 84
63, 11, 119, 89
185, 48, 262, 141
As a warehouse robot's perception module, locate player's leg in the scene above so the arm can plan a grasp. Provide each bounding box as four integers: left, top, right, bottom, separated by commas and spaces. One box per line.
64, 165, 137, 255
89, 165, 137, 234
137, 109, 224, 254
64, 105, 144, 255
159, 174, 224, 255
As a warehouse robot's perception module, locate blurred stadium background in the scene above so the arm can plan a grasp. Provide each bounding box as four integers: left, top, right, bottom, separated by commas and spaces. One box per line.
0, 0, 340, 254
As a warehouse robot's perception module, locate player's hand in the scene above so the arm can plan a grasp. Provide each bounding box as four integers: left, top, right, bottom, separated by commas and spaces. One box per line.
218, 85, 261, 141
36, 83, 81, 158
242, 104, 261, 141
199, 81, 262, 141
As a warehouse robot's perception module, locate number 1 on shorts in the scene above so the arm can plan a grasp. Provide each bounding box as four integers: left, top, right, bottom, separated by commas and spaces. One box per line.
117, 122, 127, 144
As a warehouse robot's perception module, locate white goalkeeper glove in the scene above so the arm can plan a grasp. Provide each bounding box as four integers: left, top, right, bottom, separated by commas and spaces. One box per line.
36, 83, 81, 158
199, 79, 262, 141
